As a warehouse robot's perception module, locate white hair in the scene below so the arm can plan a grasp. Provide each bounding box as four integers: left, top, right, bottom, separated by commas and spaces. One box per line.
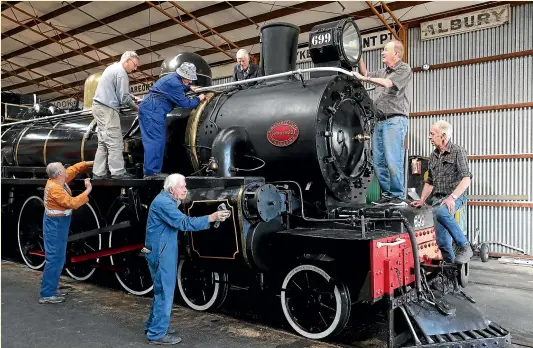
389, 40, 405, 59
164, 174, 186, 192
236, 49, 249, 59
120, 51, 139, 63
433, 120, 453, 141
46, 162, 63, 178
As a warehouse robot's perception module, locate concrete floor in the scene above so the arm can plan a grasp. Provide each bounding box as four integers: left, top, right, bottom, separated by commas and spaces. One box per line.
464, 260, 533, 345
1, 258, 532, 348
0, 260, 333, 348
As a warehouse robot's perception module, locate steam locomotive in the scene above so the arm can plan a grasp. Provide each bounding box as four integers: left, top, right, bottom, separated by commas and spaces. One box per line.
1, 19, 511, 347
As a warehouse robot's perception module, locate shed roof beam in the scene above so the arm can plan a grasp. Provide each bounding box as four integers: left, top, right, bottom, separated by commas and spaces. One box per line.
31, 1, 427, 98
3, 0, 333, 91
1, 1, 19, 12
224, 1, 259, 29
169, 1, 240, 51
1, 1, 164, 60
365, 1, 401, 41
3, 59, 83, 95
3, 1, 245, 73
1, 68, 74, 98
146, 1, 235, 60
1, 1, 91, 39
2, 3, 154, 86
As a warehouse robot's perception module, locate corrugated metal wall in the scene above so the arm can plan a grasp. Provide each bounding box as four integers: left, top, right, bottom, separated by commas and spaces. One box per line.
407, 3, 533, 255
412, 56, 532, 112
408, 108, 533, 155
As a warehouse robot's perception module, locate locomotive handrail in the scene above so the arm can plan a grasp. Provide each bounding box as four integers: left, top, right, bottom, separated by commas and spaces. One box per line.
376, 238, 406, 248
192, 67, 358, 93
0, 107, 135, 128
0, 108, 88, 128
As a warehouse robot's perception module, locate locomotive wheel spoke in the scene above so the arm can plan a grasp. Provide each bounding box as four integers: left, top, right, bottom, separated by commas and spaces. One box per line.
66, 202, 101, 281
109, 204, 153, 296
18, 196, 46, 270
319, 301, 335, 312
292, 279, 303, 291
177, 259, 229, 311
281, 264, 351, 340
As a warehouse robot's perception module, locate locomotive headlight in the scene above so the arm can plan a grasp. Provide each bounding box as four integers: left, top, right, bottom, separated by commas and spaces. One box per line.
308, 18, 362, 69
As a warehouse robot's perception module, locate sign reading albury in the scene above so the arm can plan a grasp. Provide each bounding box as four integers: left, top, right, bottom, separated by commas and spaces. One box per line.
420, 4, 510, 40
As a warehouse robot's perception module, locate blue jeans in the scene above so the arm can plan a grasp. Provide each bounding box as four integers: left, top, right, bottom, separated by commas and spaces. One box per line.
372, 116, 408, 198
432, 195, 469, 263
144, 233, 177, 341
40, 214, 71, 298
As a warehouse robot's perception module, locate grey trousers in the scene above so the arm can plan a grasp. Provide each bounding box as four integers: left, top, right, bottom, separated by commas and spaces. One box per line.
92, 103, 126, 176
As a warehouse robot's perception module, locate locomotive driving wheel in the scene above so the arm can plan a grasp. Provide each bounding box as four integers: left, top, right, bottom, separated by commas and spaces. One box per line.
109, 204, 153, 295
177, 259, 229, 311
280, 264, 351, 340
17, 196, 46, 270
65, 201, 101, 281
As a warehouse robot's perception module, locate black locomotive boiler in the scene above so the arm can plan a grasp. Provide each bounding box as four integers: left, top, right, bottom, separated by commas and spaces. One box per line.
1, 19, 511, 347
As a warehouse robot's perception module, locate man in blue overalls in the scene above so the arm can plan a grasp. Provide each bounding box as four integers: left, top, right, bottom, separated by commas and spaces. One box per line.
143, 173, 230, 345
138, 62, 206, 180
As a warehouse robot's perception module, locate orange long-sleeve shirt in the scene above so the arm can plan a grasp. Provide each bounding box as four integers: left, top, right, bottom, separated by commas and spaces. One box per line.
44, 161, 90, 216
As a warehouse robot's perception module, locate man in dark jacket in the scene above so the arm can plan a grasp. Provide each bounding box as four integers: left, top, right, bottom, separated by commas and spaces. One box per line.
138, 61, 206, 180
232, 49, 262, 87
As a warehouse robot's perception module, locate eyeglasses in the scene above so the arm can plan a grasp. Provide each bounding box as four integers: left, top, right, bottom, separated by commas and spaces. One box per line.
129, 59, 139, 69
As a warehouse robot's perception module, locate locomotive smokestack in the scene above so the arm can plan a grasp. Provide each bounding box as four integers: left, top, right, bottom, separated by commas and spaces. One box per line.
260, 22, 300, 82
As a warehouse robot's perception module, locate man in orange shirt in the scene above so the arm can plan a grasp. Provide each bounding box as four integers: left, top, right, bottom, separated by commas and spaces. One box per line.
39, 161, 93, 304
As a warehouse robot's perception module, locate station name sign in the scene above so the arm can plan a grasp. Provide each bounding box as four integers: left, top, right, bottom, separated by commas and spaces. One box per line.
130, 82, 154, 95
296, 30, 394, 63
420, 4, 510, 41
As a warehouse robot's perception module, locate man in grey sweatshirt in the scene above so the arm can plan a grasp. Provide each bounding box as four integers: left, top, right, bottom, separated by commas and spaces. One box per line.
92, 51, 140, 179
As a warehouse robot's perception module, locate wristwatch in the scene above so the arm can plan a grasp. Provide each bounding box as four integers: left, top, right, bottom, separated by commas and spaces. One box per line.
450, 194, 458, 200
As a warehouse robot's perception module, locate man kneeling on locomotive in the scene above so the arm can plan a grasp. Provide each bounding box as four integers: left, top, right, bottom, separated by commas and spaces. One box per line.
411, 120, 474, 264
39, 161, 93, 304
139, 61, 206, 180
143, 174, 230, 345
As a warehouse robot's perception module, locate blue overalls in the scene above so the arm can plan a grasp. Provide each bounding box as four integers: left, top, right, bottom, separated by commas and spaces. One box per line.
138, 74, 201, 175
39, 165, 90, 299
144, 190, 210, 341
40, 214, 71, 297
